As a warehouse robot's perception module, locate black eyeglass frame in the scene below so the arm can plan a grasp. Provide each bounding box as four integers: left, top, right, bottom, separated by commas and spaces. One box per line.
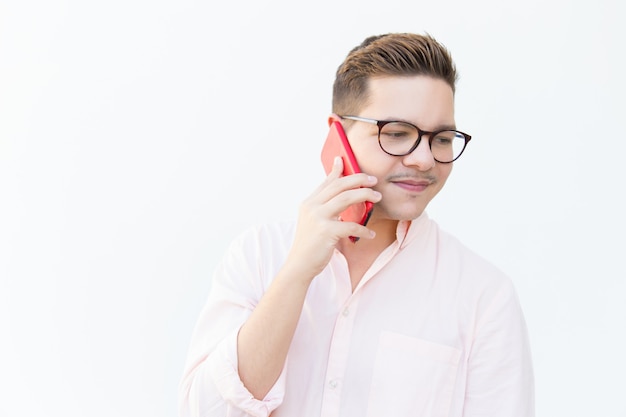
339, 115, 472, 163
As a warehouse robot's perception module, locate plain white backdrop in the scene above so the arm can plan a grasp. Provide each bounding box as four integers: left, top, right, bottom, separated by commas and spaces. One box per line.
1, 0, 625, 416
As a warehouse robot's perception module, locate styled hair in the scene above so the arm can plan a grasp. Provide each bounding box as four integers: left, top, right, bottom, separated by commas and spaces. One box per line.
332, 33, 457, 116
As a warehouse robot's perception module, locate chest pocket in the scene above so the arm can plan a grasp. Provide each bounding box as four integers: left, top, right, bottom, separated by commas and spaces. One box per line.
366, 331, 461, 417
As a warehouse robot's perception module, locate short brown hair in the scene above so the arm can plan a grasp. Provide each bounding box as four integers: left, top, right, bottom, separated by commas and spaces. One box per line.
332, 33, 458, 116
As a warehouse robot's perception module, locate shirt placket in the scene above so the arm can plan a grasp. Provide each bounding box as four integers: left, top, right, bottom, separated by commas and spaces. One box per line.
318, 240, 402, 416
319, 294, 360, 417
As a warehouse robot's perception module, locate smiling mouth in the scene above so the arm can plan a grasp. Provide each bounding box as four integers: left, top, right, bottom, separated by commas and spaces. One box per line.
390, 178, 434, 193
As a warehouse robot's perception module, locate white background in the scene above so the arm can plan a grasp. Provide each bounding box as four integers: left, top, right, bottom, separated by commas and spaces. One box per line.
1, 0, 625, 416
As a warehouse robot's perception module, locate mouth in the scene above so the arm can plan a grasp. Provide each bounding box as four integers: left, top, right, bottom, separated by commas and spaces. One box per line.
390, 178, 434, 193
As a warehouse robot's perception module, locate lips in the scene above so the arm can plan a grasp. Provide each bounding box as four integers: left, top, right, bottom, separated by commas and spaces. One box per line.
390, 178, 434, 193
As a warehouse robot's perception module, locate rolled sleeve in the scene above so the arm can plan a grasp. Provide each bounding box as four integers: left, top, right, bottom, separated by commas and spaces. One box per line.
181, 328, 286, 417
178, 226, 288, 417
208, 329, 285, 416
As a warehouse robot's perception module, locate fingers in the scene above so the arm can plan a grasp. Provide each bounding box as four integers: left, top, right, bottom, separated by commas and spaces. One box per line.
287, 159, 380, 276
327, 186, 379, 215
330, 156, 343, 177
333, 219, 377, 241
314, 156, 344, 191
315, 157, 378, 205
307, 156, 381, 224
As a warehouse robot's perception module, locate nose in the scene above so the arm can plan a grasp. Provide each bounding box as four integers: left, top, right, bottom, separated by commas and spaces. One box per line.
401, 137, 436, 171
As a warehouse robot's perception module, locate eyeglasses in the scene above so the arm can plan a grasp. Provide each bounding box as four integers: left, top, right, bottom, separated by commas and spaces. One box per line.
339, 115, 472, 163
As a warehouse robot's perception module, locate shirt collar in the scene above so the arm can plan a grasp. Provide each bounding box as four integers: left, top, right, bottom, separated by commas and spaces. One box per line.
396, 211, 430, 250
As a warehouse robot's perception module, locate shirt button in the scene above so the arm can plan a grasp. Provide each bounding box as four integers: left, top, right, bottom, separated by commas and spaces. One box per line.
342, 308, 350, 317
328, 379, 338, 389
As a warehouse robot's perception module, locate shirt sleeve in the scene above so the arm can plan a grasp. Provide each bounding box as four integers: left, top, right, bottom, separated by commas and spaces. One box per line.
178, 228, 286, 417
462, 279, 535, 416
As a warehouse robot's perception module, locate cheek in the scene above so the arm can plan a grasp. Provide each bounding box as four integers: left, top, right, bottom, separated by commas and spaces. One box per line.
439, 164, 453, 179
358, 158, 394, 181
353, 145, 392, 177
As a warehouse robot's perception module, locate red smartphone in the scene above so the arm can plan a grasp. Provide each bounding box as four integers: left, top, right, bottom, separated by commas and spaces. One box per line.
321, 121, 374, 233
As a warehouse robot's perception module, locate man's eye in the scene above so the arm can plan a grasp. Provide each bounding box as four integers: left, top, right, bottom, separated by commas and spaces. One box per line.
432, 132, 456, 146
383, 131, 411, 139
381, 123, 415, 140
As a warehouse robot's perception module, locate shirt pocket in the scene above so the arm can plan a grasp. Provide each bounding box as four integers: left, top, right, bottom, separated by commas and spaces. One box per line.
366, 331, 461, 417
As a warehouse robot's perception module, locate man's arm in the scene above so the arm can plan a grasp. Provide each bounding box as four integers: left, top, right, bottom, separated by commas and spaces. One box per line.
178, 157, 381, 416
236, 157, 380, 399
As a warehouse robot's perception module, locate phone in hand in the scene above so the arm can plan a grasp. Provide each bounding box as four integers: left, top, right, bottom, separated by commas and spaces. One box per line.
321, 121, 374, 238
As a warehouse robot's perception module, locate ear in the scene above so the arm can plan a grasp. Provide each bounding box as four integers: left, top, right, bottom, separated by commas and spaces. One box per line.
327, 113, 342, 127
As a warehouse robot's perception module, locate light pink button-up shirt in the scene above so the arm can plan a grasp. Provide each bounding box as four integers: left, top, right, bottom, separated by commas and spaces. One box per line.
179, 213, 534, 417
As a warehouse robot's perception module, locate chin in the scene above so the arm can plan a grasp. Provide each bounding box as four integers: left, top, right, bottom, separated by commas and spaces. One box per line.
400, 210, 426, 221
376, 203, 427, 222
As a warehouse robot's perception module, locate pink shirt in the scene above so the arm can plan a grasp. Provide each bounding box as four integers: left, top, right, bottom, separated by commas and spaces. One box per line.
179, 213, 534, 417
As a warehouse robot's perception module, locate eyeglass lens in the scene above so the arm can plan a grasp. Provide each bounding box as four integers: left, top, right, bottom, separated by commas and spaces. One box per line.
379, 122, 465, 162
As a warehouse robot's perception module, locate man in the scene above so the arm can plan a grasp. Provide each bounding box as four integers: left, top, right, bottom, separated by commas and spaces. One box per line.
179, 33, 534, 417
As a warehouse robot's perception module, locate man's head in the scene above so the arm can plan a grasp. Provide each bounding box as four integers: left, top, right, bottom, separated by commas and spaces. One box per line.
329, 33, 463, 223
332, 33, 457, 116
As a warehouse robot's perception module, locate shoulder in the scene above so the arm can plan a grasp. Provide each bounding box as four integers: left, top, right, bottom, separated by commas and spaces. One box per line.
429, 219, 514, 290
213, 221, 297, 291
224, 221, 297, 270
230, 220, 296, 250
427, 221, 527, 326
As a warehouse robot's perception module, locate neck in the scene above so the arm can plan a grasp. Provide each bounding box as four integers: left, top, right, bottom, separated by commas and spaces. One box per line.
340, 216, 397, 248
337, 218, 399, 292
337, 217, 399, 289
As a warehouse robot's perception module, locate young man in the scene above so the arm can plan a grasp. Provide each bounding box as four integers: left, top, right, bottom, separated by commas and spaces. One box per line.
179, 33, 534, 417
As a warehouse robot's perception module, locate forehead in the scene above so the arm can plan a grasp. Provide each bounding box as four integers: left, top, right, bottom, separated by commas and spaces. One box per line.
363, 75, 455, 129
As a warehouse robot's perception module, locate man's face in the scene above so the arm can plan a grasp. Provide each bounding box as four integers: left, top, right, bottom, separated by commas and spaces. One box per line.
343, 75, 456, 222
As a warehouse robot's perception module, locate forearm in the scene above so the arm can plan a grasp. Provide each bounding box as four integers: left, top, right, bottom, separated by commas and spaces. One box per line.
179, 327, 285, 417
237, 261, 313, 400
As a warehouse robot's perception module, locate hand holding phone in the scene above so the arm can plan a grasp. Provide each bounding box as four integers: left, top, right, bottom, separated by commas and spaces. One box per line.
321, 121, 374, 240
